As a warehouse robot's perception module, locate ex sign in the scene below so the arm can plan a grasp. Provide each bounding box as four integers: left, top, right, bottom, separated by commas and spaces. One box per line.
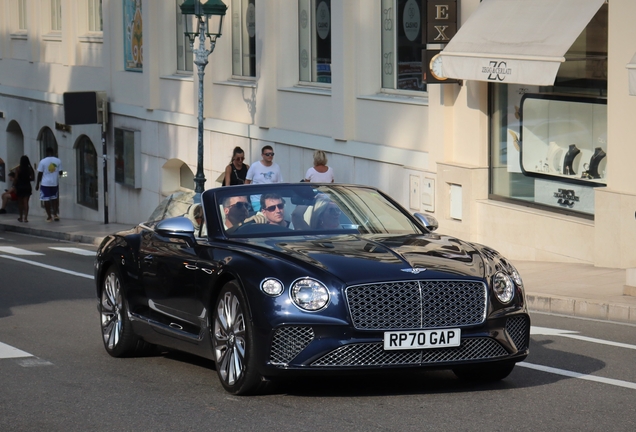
427, 0, 457, 43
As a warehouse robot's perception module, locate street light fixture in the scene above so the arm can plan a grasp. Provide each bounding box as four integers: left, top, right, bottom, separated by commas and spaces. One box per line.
180, 0, 227, 194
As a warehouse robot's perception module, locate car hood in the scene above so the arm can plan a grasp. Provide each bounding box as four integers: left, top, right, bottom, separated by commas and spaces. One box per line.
242, 233, 486, 284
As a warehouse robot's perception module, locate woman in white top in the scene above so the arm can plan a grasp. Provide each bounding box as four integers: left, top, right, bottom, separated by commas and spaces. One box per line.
304, 150, 334, 183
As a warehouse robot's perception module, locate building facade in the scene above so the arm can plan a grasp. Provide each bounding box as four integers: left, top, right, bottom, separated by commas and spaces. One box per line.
1, 0, 635, 276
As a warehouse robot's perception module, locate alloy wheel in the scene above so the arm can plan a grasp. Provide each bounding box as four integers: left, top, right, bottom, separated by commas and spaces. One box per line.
213, 290, 247, 386
100, 272, 123, 351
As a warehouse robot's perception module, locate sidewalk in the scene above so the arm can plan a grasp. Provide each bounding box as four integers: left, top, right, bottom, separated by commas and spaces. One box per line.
1, 213, 635, 324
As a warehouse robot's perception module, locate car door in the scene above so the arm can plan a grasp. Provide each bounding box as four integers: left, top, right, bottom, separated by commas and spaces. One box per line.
139, 229, 202, 336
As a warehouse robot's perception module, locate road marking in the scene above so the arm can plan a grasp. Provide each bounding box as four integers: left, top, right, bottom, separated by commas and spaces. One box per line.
49, 247, 96, 256
0, 246, 44, 256
0, 255, 93, 279
519, 362, 636, 390
0, 342, 32, 359
531, 326, 636, 350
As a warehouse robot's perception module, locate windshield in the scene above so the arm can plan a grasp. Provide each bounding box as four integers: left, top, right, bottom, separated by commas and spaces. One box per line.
209, 184, 424, 237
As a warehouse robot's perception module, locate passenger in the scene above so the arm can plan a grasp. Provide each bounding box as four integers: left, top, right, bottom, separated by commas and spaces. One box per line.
292, 196, 341, 230
188, 204, 207, 237
260, 193, 291, 228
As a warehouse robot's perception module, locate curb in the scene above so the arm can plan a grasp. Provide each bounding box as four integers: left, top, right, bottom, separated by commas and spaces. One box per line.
527, 293, 636, 324
0, 223, 105, 247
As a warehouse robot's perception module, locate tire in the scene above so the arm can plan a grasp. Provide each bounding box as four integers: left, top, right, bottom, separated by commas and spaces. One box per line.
452, 360, 516, 382
212, 281, 263, 395
99, 267, 153, 357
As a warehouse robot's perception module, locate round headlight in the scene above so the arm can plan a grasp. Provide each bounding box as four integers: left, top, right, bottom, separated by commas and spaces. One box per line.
290, 278, 330, 311
492, 272, 515, 304
510, 266, 523, 287
261, 278, 284, 296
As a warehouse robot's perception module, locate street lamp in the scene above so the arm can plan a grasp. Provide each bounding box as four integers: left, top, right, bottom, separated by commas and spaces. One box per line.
180, 0, 227, 194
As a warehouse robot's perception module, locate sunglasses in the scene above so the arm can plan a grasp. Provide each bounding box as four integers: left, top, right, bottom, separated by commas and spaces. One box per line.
263, 152, 275, 157
263, 203, 285, 212
233, 157, 245, 161
227, 202, 250, 210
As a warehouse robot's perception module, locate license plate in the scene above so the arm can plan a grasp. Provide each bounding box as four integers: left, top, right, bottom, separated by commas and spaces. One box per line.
383, 328, 461, 350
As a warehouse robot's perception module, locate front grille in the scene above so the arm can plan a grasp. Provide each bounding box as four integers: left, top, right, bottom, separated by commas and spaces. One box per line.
311, 338, 508, 367
269, 326, 314, 365
346, 280, 487, 330
505, 315, 530, 351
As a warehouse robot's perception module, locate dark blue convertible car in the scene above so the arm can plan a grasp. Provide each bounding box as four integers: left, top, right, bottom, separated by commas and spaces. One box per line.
95, 183, 530, 395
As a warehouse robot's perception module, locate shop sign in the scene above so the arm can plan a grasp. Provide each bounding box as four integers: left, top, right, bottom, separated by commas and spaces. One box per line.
483, 60, 513, 81
427, 0, 457, 43
534, 179, 595, 215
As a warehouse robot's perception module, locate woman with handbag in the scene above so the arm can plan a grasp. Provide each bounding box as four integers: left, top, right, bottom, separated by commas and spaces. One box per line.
222, 146, 249, 186
14, 155, 35, 222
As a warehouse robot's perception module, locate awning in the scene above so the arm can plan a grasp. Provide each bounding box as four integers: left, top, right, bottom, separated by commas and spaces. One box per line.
440, 0, 606, 86
627, 52, 636, 96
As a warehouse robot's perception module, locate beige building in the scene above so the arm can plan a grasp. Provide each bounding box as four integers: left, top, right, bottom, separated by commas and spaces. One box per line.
1, 0, 635, 280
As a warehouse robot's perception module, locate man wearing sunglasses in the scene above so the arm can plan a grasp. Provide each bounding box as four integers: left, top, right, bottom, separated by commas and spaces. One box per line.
260, 193, 291, 228
245, 145, 283, 185
222, 195, 272, 233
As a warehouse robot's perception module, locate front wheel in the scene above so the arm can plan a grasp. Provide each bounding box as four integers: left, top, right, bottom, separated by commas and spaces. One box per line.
100, 267, 152, 357
452, 360, 516, 382
212, 281, 263, 395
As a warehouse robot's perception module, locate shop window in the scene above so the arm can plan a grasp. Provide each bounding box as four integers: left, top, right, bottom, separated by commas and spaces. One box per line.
176, 0, 193, 72
381, 0, 427, 92
76, 136, 99, 210
114, 128, 141, 188
38, 127, 59, 162
489, 4, 607, 217
298, 0, 331, 84
232, 0, 256, 77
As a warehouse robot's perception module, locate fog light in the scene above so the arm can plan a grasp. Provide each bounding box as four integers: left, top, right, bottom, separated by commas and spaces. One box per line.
261, 278, 283, 296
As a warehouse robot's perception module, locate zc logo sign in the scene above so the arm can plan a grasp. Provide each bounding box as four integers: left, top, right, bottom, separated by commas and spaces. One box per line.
554, 189, 580, 208
483, 61, 512, 81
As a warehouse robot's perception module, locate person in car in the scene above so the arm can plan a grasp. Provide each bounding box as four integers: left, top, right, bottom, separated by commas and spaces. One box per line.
222, 195, 269, 232
260, 193, 291, 228
291, 196, 341, 230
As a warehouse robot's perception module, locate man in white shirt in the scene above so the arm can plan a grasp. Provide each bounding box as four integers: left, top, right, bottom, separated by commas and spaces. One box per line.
245, 145, 283, 185
35, 147, 63, 222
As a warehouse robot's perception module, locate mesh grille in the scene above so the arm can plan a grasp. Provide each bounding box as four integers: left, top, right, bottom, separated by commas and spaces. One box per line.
269, 326, 314, 365
311, 338, 508, 367
505, 315, 530, 351
346, 280, 486, 330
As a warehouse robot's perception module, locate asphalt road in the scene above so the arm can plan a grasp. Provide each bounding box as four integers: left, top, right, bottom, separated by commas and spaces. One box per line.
1, 231, 635, 432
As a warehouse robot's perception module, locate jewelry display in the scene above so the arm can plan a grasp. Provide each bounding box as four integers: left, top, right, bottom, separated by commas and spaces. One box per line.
546, 141, 563, 174
562, 144, 580, 175
587, 147, 606, 179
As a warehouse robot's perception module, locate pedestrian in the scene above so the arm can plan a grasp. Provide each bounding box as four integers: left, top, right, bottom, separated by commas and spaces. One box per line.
0, 171, 17, 214
222, 146, 249, 186
14, 156, 35, 223
245, 145, 283, 185
304, 150, 334, 183
35, 147, 63, 222
245, 145, 284, 211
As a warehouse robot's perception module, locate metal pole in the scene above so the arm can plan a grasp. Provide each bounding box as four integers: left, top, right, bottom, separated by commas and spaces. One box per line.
102, 99, 109, 224
193, 17, 209, 195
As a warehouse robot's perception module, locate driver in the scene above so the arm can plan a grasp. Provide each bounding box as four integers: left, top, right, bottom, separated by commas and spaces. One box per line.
222, 195, 267, 232
260, 193, 291, 228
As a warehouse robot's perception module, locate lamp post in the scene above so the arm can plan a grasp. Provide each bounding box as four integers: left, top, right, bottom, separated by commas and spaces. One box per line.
180, 0, 227, 195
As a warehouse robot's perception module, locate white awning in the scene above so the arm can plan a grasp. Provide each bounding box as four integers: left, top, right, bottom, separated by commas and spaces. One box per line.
627, 52, 636, 96
440, 0, 606, 86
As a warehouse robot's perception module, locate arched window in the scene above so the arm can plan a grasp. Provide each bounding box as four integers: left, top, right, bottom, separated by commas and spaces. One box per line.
76, 136, 98, 210
38, 127, 58, 161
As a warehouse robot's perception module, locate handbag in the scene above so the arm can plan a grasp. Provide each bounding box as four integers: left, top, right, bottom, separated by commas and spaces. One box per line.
216, 171, 226, 185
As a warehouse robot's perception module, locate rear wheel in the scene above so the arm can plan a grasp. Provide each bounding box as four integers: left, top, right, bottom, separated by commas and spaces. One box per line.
212, 281, 263, 395
100, 267, 152, 357
452, 360, 516, 382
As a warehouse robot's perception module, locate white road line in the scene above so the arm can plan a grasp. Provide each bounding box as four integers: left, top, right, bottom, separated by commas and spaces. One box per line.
0, 246, 44, 256
0, 255, 93, 279
0, 342, 33, 359
531, 326, 636, 350
49, 247, 96, 256
519, 362, 636, 390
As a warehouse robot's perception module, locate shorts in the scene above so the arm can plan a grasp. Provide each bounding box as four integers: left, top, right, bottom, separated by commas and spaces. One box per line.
40, 185, 59, 201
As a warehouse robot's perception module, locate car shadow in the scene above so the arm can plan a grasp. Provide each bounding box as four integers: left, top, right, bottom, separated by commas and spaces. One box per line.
156, 335, 607, 397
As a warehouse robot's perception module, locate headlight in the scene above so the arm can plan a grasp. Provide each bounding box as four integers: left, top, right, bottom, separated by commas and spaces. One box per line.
492, 272, 515, 304
510, 265, 523, 287
290, 278, 330, 311
261, 278, 284, 296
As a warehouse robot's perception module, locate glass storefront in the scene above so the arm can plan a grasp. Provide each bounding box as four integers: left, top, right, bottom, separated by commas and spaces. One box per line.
489, 4, 607, 217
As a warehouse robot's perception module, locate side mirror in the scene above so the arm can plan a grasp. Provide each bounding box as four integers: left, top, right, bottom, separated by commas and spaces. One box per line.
156, 217, 196, 245
413, 213, 439, 232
